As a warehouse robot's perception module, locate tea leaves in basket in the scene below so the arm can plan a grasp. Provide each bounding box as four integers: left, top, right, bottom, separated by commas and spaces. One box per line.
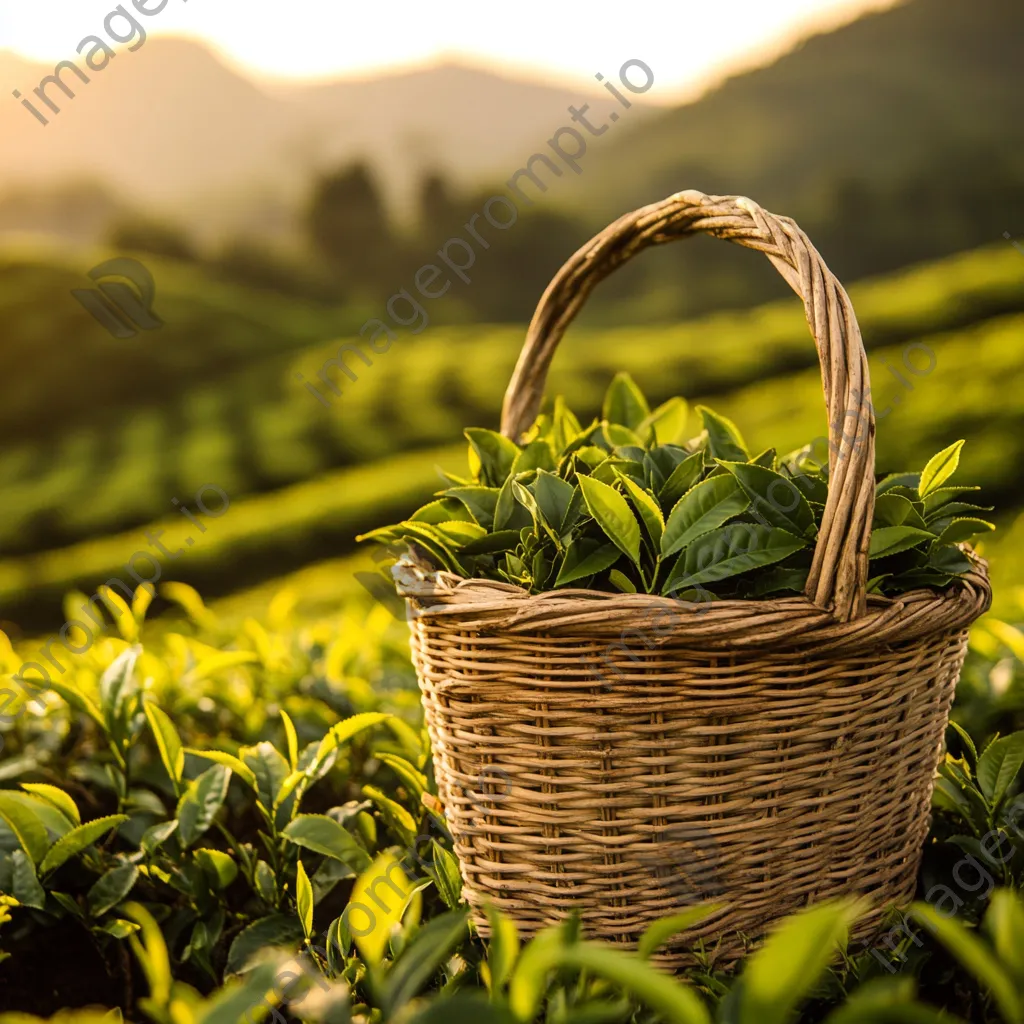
361, 374, 993, 599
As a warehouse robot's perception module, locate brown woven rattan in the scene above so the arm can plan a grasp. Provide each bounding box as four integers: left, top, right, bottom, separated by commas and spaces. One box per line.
395, 191, 991, 967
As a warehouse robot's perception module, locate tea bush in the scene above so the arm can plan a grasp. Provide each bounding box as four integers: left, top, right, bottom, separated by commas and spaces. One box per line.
2, 581, 1024, 1021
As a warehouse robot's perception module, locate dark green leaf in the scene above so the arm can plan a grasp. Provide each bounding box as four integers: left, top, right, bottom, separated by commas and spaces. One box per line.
511, 440, 556, 476
443, 486, 500, 528
658, 452, 704, 508
877, 472, 920, 496
381, 908, 471, 1013
666, 525, 806, 591
11, 850, 46, 910
936, 518, 995, 545
868, 526, 934, 559
533, 470, 575, 535
226, 914, 304, 975
465, 428, 520, 487
661, 475, 749, 558
0, 792, 52, 867
616, 472, 665, 550
431, 840, 463, 909
697, 405, 748, 462
176, 765, 231, 849
87, 863, 139, 917
411, 498, 477, 525
282, 814, 372, 872
873, 493, 925, 529
721, 462, 816, 538
977, 733, 1024, 806
922, 486, 982, 515
555, 539, 621, 587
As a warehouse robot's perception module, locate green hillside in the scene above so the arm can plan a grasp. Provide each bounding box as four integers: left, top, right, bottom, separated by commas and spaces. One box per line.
570, 0, 1024, 319
3, 241, 1022, 626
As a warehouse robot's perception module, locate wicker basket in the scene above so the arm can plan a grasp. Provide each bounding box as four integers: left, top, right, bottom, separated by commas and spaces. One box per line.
395, 191, 991, 967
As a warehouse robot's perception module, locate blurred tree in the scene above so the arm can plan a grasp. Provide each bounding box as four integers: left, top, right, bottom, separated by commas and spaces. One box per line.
109, 218, 198, 261
417, 170, 461, 242
307, 162, 399, 295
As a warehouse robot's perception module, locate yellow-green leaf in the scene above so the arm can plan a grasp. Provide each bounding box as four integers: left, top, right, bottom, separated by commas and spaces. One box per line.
39, 814, 128, 875
346, 851, 416, 965
145, 701, 185, 792
0, 793, 52, 866
920, 440, 965, 497
20, 784, 80, 826
280, 709, 299, 771
295, 859, 314, 939
185, 748, 257, 791
616, 471, 665, 550
578, 475, 641, 566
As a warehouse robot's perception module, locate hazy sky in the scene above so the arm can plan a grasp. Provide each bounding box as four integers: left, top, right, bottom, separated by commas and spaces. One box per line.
0, 0, 901, 99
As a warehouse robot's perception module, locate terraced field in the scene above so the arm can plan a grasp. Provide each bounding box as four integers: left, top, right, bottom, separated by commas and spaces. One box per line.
2, 241, 1022, 624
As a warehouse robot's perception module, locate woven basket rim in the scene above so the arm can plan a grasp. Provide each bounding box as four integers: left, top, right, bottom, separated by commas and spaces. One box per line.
395, 554, 991, 652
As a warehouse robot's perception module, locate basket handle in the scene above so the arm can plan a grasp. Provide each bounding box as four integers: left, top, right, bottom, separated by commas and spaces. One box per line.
499, 190, 876, 622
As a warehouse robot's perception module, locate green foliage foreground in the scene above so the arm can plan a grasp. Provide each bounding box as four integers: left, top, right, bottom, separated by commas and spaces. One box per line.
364, 373, 993, 599
2, 586, 1024, 1021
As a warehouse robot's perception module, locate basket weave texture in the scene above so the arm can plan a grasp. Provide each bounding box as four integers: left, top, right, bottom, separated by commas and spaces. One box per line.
396, 191, 991, 966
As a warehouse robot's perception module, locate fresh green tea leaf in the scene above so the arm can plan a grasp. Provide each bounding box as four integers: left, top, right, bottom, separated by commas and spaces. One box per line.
411, 498, 477, 525
295, 858, 314, 939
697, 405, 748, 462
616, 471, 665, 550
868, 526, 934, 559
19, 784, 80, 827
659, 451, 705, 508
609, 569, 637, 593
283, 814, 372, 872
533, 470, 575, 536
11, 850, 46, 910
936, 518, 995, 545
720, 461, 816, 538
977, 733, 1024, 806
431, 841, 463, 909
740, 900, 864, 1024
465, 428, 521, 487
639, 396, 689, 446
602, 372, 650, 431
665, 525, 806, 591
87, 863, 139, 917
873, 493, 923, 529
444, 486, 500, 528
577, 475, 642, 566
145, 701, 185, 793
225, 915, 303, 976
554, 538, 621, 587
661, 475, 750, 558
919, 440, 965, 497
176, 765, 231, 849
39, 813, 128, 875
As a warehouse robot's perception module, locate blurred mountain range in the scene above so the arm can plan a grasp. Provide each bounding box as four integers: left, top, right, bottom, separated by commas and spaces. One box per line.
0, 42, 622, 242
0, 0, 1021, 315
